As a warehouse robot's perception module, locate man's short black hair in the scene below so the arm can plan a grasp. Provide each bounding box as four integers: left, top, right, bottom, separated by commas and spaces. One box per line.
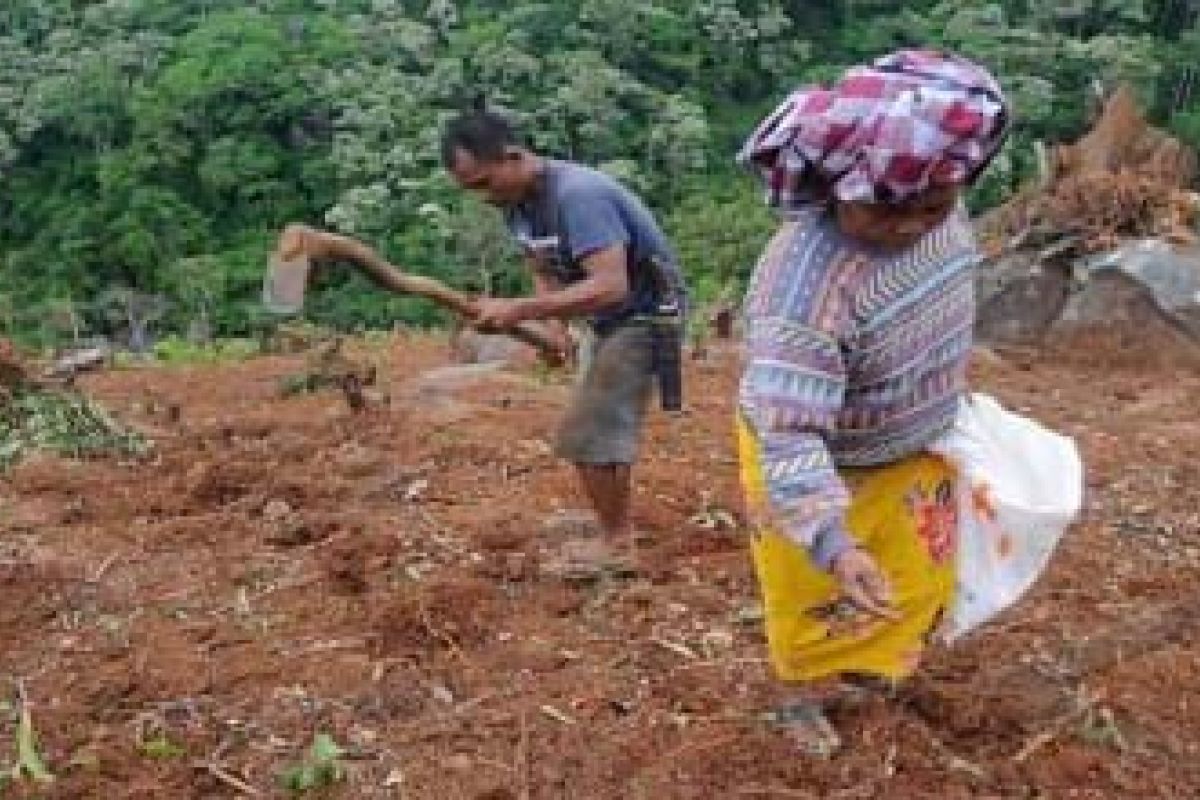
440, 100, 522, 168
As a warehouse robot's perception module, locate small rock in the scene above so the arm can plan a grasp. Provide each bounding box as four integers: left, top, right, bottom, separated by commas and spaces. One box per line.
336, 442, 380, 477
263, 499, 292, 521
701, 628, 734, 653
352, 727, 379, 746
735, 604, 765, 625
444, 753, 474, 771
504, 552, 528, 582
403, 479, 429, 503
609, 699, 636, 716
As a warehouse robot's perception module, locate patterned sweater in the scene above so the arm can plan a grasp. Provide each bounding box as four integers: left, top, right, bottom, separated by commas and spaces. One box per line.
738, 205, 978, 570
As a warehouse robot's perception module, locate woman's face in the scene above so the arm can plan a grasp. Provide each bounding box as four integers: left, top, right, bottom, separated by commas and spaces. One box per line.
835, 185, 962, 250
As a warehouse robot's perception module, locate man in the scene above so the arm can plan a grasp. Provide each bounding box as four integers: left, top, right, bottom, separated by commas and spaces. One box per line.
441, 105, 686, 573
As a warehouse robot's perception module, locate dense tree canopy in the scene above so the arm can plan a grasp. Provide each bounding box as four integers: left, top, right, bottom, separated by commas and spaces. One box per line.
1, 0, 1196, 347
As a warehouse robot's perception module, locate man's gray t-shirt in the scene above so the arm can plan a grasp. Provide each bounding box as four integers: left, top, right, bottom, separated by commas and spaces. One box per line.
506, 159, 685, 330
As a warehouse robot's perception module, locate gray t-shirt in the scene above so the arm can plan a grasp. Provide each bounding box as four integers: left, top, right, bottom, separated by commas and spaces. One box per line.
506, 159, 685, 330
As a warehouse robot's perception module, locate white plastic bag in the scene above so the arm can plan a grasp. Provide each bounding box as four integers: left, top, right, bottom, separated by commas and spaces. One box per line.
930, 394, 1084, 642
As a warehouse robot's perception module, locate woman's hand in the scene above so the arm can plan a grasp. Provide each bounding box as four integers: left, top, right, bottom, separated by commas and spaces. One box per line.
831, 548, 899, 620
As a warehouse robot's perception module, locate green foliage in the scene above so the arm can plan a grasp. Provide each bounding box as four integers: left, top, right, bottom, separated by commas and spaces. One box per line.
7, 701, 53, 786
666, 177, 777, 303
137, 736, 186, 761
150, 335, 260, 365
279, 733, 346, 795
0, 0, 1194, 346
1169, 107, 1200, 150
0, 386, 150, 469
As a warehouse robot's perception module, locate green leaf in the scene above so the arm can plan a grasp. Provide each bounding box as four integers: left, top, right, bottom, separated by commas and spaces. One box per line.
281, 763, 317, 793
278, 732, 346, 795
14, 705, 54, 785
138, 736, 186, 760
309, 733, 344, 765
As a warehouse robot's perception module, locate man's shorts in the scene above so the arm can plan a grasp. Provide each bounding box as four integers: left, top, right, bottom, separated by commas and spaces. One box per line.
554, 322, 654, 465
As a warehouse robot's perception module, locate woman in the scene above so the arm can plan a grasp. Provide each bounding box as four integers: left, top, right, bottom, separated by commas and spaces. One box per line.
735, 50, 1010, 753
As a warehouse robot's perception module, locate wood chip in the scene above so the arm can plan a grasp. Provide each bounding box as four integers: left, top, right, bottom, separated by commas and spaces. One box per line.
650, 636, 699, 660
538, 705, 576, 725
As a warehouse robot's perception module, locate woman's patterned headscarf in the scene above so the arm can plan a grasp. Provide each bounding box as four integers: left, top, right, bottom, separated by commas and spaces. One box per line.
739, 50, 1010, 209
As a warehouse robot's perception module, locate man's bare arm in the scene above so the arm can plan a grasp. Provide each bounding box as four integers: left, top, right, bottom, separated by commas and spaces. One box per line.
514, 245, 628, 320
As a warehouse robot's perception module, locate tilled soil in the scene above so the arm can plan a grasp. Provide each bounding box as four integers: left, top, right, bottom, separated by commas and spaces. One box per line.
1, 329, 1197, 799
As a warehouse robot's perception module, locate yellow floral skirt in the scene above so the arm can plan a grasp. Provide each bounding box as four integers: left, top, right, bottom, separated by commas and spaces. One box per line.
736, 416, 958, 683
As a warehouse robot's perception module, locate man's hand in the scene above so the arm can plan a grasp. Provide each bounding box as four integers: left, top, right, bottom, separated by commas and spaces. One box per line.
541, 320, 574, 368
831, 548, 899, 620
473, 298, 529, 331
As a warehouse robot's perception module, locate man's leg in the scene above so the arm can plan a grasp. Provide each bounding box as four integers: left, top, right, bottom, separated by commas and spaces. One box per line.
574, 462, 633, 539
550, 324, 653, 574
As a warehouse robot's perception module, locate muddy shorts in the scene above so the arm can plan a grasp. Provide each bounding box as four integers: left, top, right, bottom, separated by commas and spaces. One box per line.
554, 322, 654, 465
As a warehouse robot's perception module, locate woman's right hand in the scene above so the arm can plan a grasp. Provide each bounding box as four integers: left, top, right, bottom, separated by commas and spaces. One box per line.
831, 548, 899, 620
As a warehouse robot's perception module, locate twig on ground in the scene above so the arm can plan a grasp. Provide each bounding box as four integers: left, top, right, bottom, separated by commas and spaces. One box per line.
193, 738, 262, 797
669, 656, 768, 673
650, 636, 699, 661
89, 551, 121, 583
737, 786, 825, 798
517, 711, 531, 800
203, 762, 262, 797
1013, 730, 1059, 763
538, 705, 576, 726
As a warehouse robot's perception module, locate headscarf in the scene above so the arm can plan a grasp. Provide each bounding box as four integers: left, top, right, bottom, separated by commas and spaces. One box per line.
738, 49, 1010, 210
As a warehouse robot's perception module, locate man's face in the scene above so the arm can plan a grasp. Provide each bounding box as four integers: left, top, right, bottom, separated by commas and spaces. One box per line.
447, 147, 528, 208
836, 184, 961, 250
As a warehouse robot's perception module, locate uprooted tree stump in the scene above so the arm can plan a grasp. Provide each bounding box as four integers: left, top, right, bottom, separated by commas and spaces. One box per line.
975, 84, 1200, 348
980, 84, 1200, 253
